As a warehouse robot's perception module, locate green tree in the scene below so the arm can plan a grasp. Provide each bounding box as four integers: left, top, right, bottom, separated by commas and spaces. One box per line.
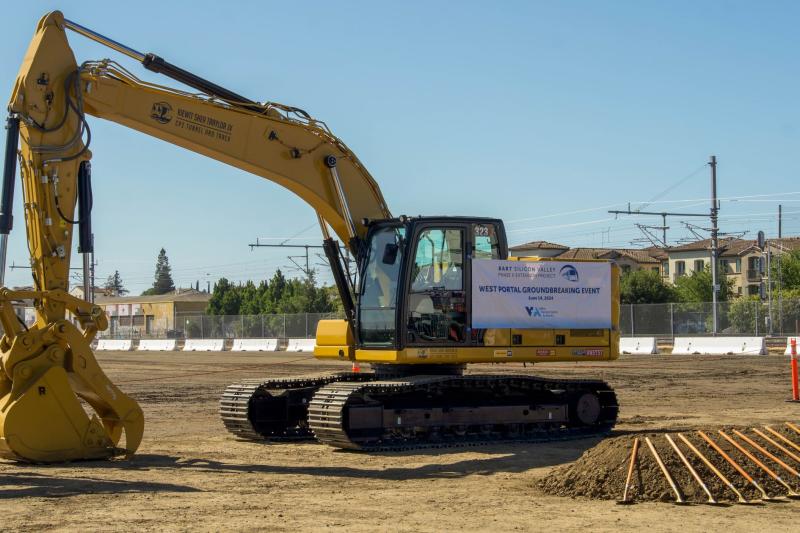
771, 288, 800, 335
238, 280, 261, 315
323, 285, 344, 314
206, 278, 241, 315
143, 248, 175, 295
620, 269, 675, 304
772, 250, 800, 291
205, 269, 339, 316
103, 270, 128, 296
673, 266, 734, 303
259, 270, 288, 314
726, 295, 761, 334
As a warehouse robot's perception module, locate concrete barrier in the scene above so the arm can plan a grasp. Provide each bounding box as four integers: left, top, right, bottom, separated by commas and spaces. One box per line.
672, 337, 767, 355
620, 337, 658, 355
785, 337, 799, 356
183, 338, 226, 352
231, 338, 279, 352
97, 339, 133, 351
285, 338, 316, 352
138, 339, 177, 351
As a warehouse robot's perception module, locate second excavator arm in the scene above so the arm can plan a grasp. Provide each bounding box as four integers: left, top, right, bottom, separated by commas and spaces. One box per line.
0, 11, 391, 462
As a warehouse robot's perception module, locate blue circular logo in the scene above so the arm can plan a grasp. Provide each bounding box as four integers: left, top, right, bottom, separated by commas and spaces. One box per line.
560, 265, 579, 282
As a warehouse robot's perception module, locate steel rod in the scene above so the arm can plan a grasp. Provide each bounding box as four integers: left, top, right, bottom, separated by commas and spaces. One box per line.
678, 433, 747, 503
753, 428, 800, 463
645, 437, 685, 504
733, 430, 799, 478
63, 18, 146, 62
697, 430, 770, 500
787, 422, 800, 436
718, 430, 799, 498
764, 426, 800, 454
619, 437, 639, 504
665, 434, 717, 504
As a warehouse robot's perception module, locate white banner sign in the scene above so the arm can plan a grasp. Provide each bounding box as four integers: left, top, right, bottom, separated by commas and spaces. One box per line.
472, 260, 612, 329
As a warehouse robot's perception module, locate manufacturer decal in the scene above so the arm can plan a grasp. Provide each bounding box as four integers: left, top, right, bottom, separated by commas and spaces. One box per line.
150, 101, 173, 124
536, 348, 554, 356
572, 349, 603, 356
174, 107, 233, 142
413, 347, 457, 359
494, 349, 513, 358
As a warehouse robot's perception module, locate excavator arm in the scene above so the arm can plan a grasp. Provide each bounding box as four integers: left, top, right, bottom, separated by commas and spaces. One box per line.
0, 11, 391, 462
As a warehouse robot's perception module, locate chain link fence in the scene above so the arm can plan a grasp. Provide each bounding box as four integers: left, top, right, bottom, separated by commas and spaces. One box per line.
77, 298, 800, 340
621, 299, 800, 337
98, 312, 344, 339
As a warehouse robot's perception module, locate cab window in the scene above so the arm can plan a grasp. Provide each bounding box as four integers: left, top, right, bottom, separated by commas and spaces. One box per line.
411, 229, 463, 291
407, 228, 466, 344
359, 226, 405, 345
472, 223, 500, 259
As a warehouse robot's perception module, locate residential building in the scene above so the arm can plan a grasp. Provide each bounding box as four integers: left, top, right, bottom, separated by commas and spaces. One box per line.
508, 236, 800, 298
664, 237, 800, 297
509, 241, 662, 272
508, 241, 569, 258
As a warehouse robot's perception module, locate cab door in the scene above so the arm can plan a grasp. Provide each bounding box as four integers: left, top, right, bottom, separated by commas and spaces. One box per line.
404, 225, 467, 346
467, 222, 503, 346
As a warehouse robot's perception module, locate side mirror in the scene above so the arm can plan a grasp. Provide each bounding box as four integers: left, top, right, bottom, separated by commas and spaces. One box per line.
382, 243, 399, 265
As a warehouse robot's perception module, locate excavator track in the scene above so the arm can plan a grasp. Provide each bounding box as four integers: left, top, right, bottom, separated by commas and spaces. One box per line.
220, 372, 374, 441
307, 375, 618, 451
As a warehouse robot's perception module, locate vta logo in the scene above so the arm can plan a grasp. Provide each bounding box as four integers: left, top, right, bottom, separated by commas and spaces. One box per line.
150, 102, 173, 124
525, 306, 543, 317
560, 264, 579, 282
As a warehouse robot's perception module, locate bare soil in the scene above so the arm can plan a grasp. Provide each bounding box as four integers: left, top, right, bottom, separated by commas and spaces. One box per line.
1, 352, 799, 532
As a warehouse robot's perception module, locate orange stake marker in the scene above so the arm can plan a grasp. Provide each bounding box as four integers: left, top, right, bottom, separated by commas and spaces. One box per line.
790, 339, 799, 401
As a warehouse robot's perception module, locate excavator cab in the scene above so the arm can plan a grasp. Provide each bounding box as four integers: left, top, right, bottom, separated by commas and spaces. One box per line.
357, 217, 507, 351
318, 214, 619, 368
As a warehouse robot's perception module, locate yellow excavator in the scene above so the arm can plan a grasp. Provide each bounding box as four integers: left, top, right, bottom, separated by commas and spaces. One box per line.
0, 11, 620, 461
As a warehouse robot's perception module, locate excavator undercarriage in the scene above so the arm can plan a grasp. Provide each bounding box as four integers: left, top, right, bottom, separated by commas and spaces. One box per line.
221, 369, 618, 451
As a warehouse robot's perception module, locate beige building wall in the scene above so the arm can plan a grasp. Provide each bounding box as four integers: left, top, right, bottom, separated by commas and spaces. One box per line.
96, 290, 210, 336
665, 248, 760, 297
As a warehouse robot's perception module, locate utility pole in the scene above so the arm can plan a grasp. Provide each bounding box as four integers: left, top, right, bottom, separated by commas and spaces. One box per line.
614, 157, 721, 333
248, 239, 325, 279
767, 248, 773, 334
778, 204, 783, 334
709, 155, 719, 336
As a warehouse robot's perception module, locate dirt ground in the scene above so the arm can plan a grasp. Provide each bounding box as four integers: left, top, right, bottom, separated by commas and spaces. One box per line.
1, 352, 798, 532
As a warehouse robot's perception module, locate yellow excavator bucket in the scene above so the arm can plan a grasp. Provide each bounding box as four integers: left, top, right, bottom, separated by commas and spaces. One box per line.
0, 291, 143, 463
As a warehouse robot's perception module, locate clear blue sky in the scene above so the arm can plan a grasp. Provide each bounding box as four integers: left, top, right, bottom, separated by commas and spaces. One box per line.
2, 1, 798, 293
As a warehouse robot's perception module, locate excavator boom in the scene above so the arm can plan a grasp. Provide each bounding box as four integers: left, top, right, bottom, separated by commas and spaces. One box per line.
0, 11, 390, 462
